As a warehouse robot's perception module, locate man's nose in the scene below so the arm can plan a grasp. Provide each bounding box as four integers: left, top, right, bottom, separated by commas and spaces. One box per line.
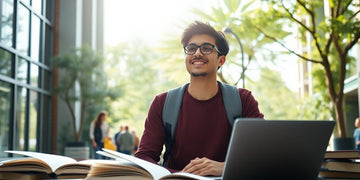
194, 47, 203, 56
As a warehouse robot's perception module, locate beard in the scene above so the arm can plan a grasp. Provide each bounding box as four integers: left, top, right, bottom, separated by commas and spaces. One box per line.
190, 72, 208, 77
188, 58, 209, 77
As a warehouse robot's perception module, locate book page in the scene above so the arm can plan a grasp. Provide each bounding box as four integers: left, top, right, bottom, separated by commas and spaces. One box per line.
0, 158, 52, 173
99, 148, 171, 179
99, 149, 217, 180
55, 159, 125, 175
160, 172, 218, 180
87, 161, 152, 178
5, 150, 77, 172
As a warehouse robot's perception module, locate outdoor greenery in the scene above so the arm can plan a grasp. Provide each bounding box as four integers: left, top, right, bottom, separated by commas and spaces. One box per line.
55, 0, 359, 141
247, 68, 299, 119
104, 40, 178, 135
254, 0, 360, 137
103, 0, 325, 136
192, 0, 292, 86
52, 45, 121, 142
149, 0, 299, 122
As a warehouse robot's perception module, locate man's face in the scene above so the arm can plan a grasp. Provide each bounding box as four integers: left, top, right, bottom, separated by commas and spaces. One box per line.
185, 34, 225, 77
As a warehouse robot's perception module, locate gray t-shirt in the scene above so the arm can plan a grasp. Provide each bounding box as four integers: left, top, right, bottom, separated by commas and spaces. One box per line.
117, 130, 134, 151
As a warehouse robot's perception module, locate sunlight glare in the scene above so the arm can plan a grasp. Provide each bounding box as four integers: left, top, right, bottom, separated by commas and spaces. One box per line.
104, 0, 217, 46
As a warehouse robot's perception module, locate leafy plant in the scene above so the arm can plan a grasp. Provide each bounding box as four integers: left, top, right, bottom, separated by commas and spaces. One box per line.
256, 0, 360, 137
52, 45, 120, 142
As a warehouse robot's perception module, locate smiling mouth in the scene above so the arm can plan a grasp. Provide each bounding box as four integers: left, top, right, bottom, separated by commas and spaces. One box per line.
191, 59, 208, 65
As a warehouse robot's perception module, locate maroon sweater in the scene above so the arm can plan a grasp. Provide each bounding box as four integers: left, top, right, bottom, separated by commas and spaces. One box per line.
135, 86, 264, 172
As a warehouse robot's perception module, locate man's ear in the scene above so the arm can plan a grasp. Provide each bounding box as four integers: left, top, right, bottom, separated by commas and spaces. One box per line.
218, 55, 226, 67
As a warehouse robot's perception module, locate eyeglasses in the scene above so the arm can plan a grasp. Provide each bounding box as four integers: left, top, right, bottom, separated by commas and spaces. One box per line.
184, 43, 222, 55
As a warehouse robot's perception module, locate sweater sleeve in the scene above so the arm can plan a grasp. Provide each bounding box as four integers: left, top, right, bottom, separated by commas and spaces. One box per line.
135, 93, 167, 165
239, 89, 264, 118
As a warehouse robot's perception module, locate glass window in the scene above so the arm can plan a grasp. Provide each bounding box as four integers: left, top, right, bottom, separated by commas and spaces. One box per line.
14, 87, 27, 150
1, 0, 13, 47
40, 93, 51, 151
44, 24, 52, 66
44, 69, 51, 90
1, 0, 53, 154
30, 63, 39, 87
17, 57, 28, 84
17, 4, 30, 56
32, 0, 42, 14
45, 0, 53, 22
21, 0, 30, 6
0, 0, 54, 153
42, 94, 50, 123
0, 48, 13, 77
0, 81, 11, 157
31, 14, 41, 61
29, 90, 38, 151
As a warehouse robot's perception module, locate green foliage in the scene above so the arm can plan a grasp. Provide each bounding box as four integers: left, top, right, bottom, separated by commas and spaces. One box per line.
257, 0, 360, 137
101, 0, 359, 138
105, 40, 178, 135
190, 0, 292, 86
248, 67, 299, 119
52, 45, 121, 142
0, 50, 11, 76
297, 93, 333, 120
152, 0, 301, 121
153, 34, 188, 84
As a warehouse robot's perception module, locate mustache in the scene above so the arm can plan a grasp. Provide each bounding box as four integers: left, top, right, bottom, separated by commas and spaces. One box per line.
190, 58, 208, 63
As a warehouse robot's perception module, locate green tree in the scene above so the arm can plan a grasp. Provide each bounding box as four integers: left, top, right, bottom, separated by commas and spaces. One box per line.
248, 67, 299, 119
297, 93, 333, 121
255, 0, 360, 137
52, 45, 121, 142
105, 40, 178, 133
154, 0, 291, 87
154, 0, 300, 120
191, 0, 291, 86
154, 33, 189, 85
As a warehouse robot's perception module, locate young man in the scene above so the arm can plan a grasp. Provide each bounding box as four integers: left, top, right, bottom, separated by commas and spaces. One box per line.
117, 125, 134, 155
135, 21, 264, 176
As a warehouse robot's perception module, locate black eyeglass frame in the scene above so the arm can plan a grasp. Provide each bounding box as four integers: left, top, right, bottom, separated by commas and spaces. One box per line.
183, 43, 222, 55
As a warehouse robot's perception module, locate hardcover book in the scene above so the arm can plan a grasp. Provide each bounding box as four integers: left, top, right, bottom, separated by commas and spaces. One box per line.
0, 150, 114, 179
324, 150, 359, 159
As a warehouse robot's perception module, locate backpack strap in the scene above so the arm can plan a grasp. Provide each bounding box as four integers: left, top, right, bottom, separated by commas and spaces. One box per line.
161, 82, 242, 166
218, 81, 242, 126
162, 83, 188, 167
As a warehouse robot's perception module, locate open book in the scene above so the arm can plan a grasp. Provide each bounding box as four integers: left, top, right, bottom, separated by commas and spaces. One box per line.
87, 148, 218, 180
0, 150, 114, 179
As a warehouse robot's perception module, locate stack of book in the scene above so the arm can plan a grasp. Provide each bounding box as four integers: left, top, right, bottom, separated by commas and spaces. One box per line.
319, 150, 360, 179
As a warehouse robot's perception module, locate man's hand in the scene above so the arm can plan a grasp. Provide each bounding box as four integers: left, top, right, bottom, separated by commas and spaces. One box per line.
182, 157, 224, 176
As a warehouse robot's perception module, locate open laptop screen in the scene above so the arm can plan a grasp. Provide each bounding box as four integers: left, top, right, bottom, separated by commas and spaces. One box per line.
222, 119, 334, 180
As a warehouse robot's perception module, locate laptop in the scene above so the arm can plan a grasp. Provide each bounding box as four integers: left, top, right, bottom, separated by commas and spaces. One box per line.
222, 119, 335, 180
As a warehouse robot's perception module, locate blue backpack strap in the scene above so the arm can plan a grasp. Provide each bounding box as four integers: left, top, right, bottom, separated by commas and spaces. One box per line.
218, 81, 242, 126
162, 83, 188, 167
